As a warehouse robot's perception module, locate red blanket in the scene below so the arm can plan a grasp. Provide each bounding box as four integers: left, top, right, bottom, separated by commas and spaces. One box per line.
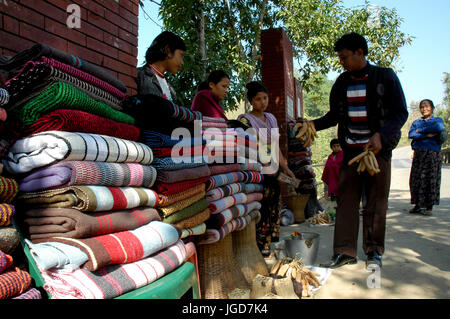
153, 177, 209, 196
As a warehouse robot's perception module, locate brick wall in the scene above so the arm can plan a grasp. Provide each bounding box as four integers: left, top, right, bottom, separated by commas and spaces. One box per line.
0, 0, 139, 95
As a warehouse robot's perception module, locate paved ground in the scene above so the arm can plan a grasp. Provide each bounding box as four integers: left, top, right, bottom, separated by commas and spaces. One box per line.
279, 146, 450, 299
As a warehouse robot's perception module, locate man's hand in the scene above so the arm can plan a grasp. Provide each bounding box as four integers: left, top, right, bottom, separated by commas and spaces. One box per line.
365, 132, 382, 155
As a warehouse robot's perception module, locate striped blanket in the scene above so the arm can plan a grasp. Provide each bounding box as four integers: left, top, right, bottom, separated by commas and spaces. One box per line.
206, 171, 264, 191
156, 165, 211, 184
153, 177, 209, 197
41, 240, 187, 299
0, 204, 15, 227
13, 82, 134, 126
0, 251, 13, 273
0, 88, 8, 106
19, 161, 157, 192
23, 207, 161, 242
0, 267, 32, 299
208, 164, 242, 175
22, 109, 140, 141
47, 220, 180, 271
181, 223, 206, 238
162, 199, 209, 225
12, 288, 42, 299
244, 183, 264, 194
4, 131, 153, 174
140, 130, 205, 148
18, 186, 158, 212
0, 176, 18, 203
198, 210, 260, 245
206, 183, 245, 202
208, 192, 263, 214
156, 183, 205, 207
151, 156, 207, 171
205, 201, 262, 229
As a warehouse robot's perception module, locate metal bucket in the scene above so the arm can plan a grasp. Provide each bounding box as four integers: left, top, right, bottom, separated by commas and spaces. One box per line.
284, 232, 320, 265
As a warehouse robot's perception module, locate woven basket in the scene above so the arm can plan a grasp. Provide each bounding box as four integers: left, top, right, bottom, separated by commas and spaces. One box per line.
198, 234, 249, 299
232, 219, 269, 284
284, 194, 310, 223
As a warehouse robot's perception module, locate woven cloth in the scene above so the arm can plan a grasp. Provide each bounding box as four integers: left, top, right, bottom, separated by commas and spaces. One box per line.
0, 204, 15, 227
5, 61, 123, 110
206, 183, 245, 202
23, 207, 161, 242
0, 267, 32, 299
47, 220, 180, 271
0, 251, 13, 274
244, 183, 264, 194
158, 191, 206, 217
152, 156, 207, 171
4, 131, 153, 174
0, 176, 18, 203
198, 210, 260, 245
156, 165, 211, 184
156, 183, 205, 207
0, 226, 19, 254
18, 186, 158, 212
153, 177, 209, 197
12, 288, 42, 299
172, 208, 210, 230
240, 161, 263, 172
19, 161, 157, 192
206, 171, 264, 191
208, 193, 248, 214
140, 130, 205, 148
208, 164, 242, 175
0, 88, 9, 106
13, 82, 134, 126
205, 201, 262, 230
162, 199, 209, 225
151, 145, 205, 158
181, 223, 206, 238
40, 240, 186, 299
0, 43, 127, 92
22, 109, 140, 141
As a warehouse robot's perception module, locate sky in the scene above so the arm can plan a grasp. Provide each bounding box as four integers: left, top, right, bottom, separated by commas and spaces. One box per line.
137, 0, 450, 108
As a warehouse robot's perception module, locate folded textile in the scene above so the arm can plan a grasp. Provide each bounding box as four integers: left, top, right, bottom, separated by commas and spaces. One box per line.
12, 288, 42, 299
158, 191, 206, 217
181, 223, 206, 238
0, 251, 13, 274
244, 183, 264, 194
208, 193, 248, 214
0, 43, 127, 92
140, 130, 205, 148
23, 207, 161, 241
206, 182, 245, 202
13, 82, 134, 126
0, 176, 18, 203
0, 204, 15, 227
205, 201, 262, 229
0, 267, 32, 299
162, 199, 209, 225
153, 177, 209, 197
47, 220, 180, 271
0, 226, 19, 254
18, 186, 158, 212
22, 109, 140, 141
41, 240, 186, 299
151, 156, 207, 171
0, 88, 8, 106
172, 208, 210, 230
26, 240, 88, 271
151, 145, 205, 158
19, 161, 157, 192
4, 131, 153, 174
208, 163, 242, 175
240, 162, 263, 172
5, 61, 123, 110
156, 183, 205, 207
156, 165, 211, 184
206, 171, 264, 191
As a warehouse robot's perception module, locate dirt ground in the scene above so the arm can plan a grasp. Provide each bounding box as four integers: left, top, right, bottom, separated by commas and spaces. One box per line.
278, 146, 450, 299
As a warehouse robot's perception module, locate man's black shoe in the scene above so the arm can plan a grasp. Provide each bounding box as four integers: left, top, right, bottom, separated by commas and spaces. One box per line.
366, 251, 382, 270
320, 254, 357, 269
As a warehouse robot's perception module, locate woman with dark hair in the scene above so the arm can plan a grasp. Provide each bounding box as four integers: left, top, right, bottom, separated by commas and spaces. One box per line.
408, 99, 444, 216
136, 31, 186, 102
237, 81, 295, 255
191, 70, 230, 120
322, 138, 343, 201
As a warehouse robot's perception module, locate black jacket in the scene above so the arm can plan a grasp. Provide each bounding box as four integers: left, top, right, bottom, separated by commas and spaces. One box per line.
313, 63, 408, 161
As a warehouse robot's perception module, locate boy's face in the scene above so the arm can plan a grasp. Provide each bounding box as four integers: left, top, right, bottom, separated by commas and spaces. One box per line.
331, 144, 341, 153
165, 49, 185, 74
337, 48, 366, 72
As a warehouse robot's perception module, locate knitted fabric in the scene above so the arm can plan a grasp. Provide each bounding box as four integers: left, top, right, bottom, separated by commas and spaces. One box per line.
41, 240, 186, 299
47, 220, 180, 271
156, 183, 206, 207
153, 177, 209, 197
23, 207, 161, 242
158, 191, 206, 217
19, 161, 157, 192
4, 131, 153, 174
12, 288, 42, 299
0, 267, 32, 299
0, 204, 15, 227
0, 251, 13, 274
13, 82, 134, 126
18, 186, 158, 212
0, 88, 9, 106
0, 176, 18, 203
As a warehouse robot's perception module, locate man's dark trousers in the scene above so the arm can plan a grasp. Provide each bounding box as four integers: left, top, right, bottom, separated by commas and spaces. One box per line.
333, 156, 391, 257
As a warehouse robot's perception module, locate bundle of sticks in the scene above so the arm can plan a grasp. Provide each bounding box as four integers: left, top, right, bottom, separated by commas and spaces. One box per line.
294, 120, 318, 148
348, 150, 380, 175
307, 211, 333, 225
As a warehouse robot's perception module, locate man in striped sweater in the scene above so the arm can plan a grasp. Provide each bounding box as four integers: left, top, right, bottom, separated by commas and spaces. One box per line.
311, 33, 408, 270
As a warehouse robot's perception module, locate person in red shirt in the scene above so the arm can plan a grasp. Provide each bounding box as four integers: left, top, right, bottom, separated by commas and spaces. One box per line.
322, 138, 343, 201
